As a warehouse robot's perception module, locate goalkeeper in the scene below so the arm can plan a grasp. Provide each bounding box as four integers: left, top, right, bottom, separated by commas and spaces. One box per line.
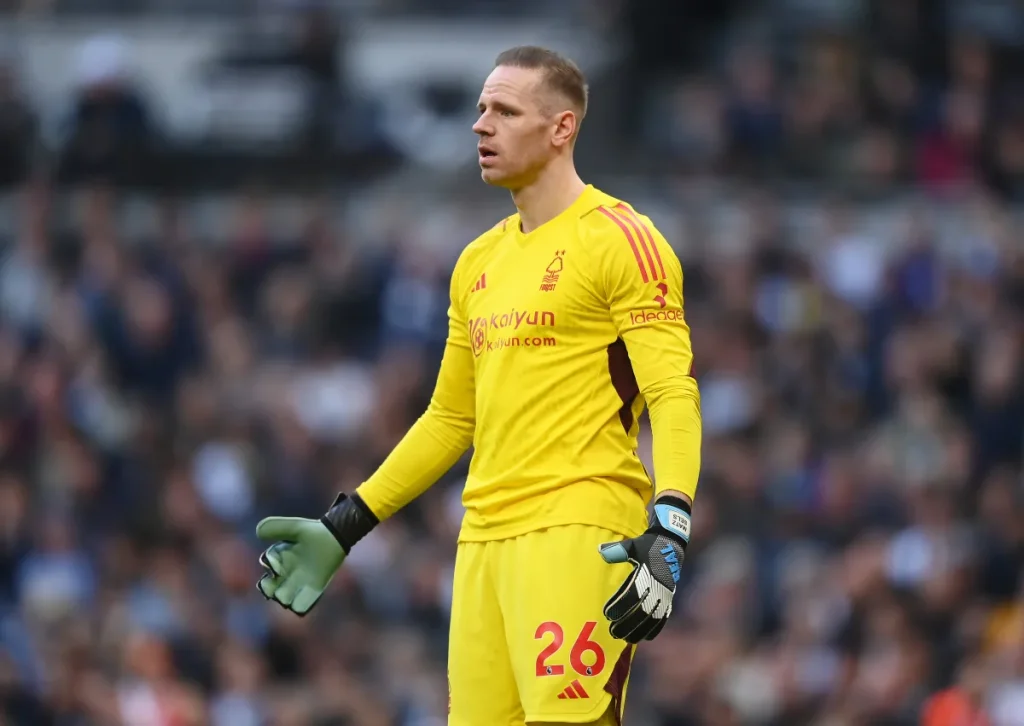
257, 46, 701, 726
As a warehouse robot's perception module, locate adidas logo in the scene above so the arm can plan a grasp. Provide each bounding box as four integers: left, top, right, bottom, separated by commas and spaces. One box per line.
471, 274, 487, 292
556, 679, 589, 700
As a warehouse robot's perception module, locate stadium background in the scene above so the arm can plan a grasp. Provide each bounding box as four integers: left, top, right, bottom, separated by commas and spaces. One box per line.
0, 0, 1024, 724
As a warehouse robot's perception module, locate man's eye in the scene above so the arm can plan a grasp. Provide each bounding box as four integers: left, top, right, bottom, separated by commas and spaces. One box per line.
501, 110, 514, 117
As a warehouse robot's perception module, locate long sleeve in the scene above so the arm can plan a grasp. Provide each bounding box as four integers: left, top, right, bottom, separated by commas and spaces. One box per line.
596, 208, 702, 501
356, 267, 476, 520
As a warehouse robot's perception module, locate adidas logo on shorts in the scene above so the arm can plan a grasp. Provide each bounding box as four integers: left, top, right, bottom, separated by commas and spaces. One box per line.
556, 679, 589, 699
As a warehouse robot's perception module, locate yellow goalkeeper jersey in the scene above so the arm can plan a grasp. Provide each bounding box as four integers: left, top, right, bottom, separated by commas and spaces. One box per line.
357, 185, 701, 542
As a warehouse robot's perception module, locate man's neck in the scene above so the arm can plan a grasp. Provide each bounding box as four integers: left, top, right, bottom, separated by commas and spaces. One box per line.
511, 164, 586, 234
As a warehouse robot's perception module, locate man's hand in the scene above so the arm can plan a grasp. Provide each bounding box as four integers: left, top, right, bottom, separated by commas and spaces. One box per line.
598, 495, 690, 643
256, 493, 378, 616
256, 517, 345, 615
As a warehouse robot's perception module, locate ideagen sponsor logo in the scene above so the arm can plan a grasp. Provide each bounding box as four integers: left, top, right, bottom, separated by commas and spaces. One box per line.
628, 307, 685, 325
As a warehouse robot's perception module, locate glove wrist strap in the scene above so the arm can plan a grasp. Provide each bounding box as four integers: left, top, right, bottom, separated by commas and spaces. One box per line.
651, 495, 691, 547
321, 492, 379, 554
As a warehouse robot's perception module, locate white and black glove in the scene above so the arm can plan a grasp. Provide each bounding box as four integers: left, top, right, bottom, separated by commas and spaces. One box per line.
599, 496, 690, 643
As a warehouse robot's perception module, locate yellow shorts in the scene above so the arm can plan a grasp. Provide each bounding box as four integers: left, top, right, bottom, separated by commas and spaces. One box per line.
447, 524, 639, 725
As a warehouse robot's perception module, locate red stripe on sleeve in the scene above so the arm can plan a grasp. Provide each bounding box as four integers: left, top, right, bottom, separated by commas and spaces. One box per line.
617, 204, 667, 280
610, 205, 659, 281
597, 206, 649, 283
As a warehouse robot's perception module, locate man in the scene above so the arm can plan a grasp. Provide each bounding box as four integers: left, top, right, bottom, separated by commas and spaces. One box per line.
255, 46, 702, 725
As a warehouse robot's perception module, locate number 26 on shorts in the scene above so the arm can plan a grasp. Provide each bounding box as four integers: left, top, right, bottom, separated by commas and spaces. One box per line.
535, 621, 606, 677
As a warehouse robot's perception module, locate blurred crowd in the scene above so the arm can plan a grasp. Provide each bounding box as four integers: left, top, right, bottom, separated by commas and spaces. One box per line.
2, 0, 1023, 193
639, 0, 1024, 201
0, 1, 1023, 726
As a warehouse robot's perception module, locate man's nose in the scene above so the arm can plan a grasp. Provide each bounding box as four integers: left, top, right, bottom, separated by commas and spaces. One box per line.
473, 117, 491, 136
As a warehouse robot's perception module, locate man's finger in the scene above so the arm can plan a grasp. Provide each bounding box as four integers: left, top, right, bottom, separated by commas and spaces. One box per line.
256, 517, 306, 542
610, 607, 655, 643
599, 541, 630, 564
262, 542, 293, 574
642, 617, 669, 642
273, 578, 301, 608
603, 570, 641, 621
260, 548, 282, 576
257, 573, 280, 600
291, 587, 322, 616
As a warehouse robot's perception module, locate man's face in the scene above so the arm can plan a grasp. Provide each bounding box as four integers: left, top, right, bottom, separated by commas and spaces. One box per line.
473, 65, 566, 189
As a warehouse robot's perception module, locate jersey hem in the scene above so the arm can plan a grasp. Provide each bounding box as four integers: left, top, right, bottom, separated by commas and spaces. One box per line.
456, 515, 644, 544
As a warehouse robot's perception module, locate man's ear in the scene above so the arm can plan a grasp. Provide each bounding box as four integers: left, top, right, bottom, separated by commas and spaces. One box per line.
552, 109, 578, 148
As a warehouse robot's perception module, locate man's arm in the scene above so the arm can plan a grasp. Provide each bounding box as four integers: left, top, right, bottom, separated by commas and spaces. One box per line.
253, 264, 476, 616
593, 204, 701, 643
355, 331, 475, 520
355, 267, 476, 520
598, 206, 701, 507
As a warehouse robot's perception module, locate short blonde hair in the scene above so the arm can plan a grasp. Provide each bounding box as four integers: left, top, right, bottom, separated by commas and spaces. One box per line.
494, 45, 588, 119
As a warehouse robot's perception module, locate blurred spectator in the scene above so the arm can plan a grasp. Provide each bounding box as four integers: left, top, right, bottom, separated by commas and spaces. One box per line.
0, 60, 36, 190
724, 45, 784, 175
58, 36, 158, 186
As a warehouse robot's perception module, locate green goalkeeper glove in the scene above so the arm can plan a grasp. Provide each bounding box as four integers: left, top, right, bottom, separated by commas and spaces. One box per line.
256, 492, 378, 616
